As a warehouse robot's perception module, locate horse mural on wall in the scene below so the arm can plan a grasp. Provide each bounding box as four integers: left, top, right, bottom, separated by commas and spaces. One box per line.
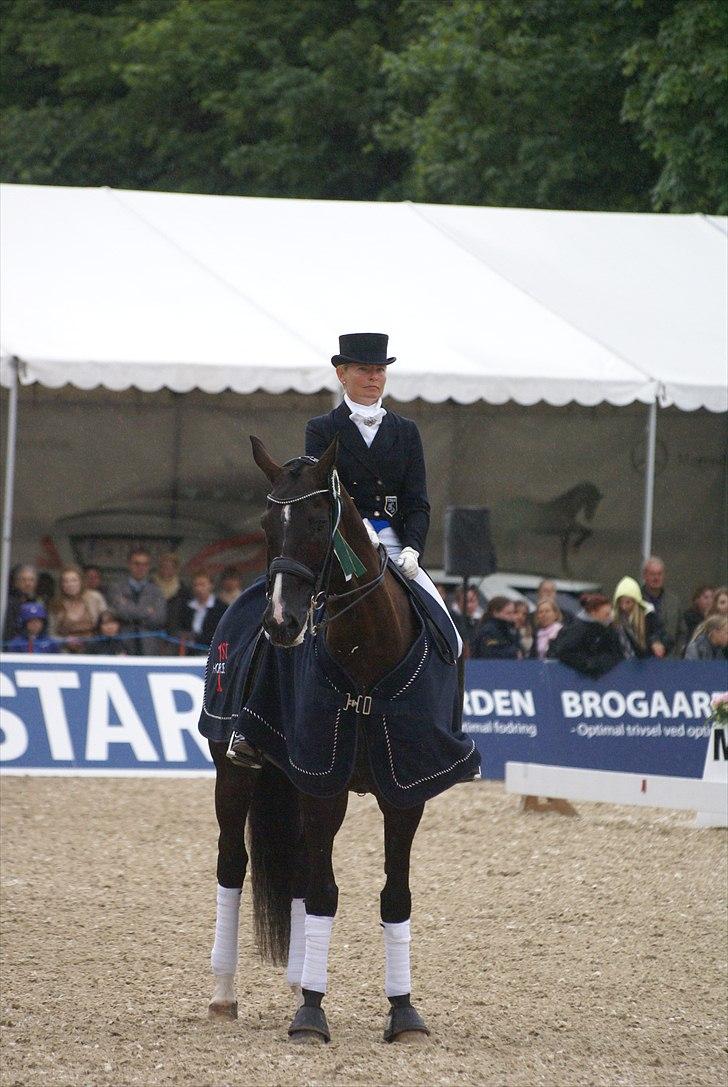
493, 482, 602, 576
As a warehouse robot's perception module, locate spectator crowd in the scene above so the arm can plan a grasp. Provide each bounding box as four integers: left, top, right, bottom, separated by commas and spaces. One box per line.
2, 551, 727, 673
442, 556, 727, 674
2, 547, 244, 657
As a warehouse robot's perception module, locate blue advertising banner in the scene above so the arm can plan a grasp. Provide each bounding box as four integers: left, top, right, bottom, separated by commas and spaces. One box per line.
0, 654, 725, 778
0, 655, 211, 774
464, 659, 726, 779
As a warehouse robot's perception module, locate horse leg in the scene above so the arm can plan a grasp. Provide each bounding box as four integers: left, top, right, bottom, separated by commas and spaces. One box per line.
286, 834, 308, 1004
208, 740, 255, 1019
560, 530, 573, 576
287, 790, 349, 1044
377, 797, 430, 1044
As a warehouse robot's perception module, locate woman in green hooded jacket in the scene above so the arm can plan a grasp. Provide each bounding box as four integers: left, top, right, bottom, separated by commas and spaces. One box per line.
612, 576, 666, 659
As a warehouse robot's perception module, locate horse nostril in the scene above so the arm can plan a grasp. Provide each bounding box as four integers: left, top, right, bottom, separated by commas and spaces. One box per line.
263, 606, 304, 646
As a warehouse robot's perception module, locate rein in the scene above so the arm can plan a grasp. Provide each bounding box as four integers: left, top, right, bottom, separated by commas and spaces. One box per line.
265, 469, 387, 637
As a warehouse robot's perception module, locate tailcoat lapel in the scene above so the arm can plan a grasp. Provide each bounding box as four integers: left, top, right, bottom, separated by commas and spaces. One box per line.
333, 401, 391, 478
368, 411, 397, 456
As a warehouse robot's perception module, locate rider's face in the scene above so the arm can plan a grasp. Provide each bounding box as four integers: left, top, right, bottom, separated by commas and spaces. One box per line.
337, 364, 387, 406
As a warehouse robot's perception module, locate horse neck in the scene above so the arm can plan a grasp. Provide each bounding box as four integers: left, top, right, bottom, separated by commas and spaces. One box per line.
325, 494, 415, 687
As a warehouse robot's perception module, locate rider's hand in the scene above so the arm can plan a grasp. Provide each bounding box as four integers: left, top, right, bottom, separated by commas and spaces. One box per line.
396, 547, 420, 579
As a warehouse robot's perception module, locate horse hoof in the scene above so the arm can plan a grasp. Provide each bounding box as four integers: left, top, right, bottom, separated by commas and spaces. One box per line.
289, 1030, 325, 1045
208, 1001, 238, 1020
383, 1003, 430, 1043
288, 1004, 331, 1044
392, 1029, 429, 1045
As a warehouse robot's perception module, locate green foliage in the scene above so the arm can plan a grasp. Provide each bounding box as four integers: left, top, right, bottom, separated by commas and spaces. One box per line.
623, 0, 728, 213
0, 0, 725, 212
377, 0, 670, 210
0, 0, 405, 195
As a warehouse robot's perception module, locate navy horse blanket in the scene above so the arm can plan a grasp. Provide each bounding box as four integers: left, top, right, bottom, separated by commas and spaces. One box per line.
198, 570, 480, 808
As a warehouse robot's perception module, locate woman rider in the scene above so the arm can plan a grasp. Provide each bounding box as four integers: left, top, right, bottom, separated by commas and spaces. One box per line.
305, 332, 462, 653
227, 332, 466, 768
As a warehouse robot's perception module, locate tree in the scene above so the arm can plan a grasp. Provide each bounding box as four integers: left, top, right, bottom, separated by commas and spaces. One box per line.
1, 0, 725, 213
622, 0, 728, 213
0, 0, 407, 198
377, 0, 671, 210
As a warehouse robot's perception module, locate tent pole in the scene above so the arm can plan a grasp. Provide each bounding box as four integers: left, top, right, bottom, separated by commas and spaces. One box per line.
641, 397, 657, 567
0, 357, 20, 639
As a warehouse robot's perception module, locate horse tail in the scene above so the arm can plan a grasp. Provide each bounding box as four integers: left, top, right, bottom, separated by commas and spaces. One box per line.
248, 761, 298, 965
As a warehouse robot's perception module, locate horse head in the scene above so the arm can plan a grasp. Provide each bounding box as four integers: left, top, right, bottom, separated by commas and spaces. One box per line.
251, 435, 342, 648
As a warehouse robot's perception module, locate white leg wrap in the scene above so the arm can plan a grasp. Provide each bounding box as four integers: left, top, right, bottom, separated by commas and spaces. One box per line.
211, 884, 241, 976
383, 920, 412, 997
300, 913, 334, 994
286, 898, 306, 989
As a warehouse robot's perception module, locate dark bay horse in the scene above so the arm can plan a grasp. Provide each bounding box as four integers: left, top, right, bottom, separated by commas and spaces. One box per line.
205, 436, 476, 1043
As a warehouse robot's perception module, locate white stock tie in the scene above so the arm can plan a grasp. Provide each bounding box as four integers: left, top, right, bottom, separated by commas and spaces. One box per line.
350, 407, 386, 427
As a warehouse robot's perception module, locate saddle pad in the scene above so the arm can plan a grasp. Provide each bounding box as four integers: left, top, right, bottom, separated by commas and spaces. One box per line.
387, 561, 459, 665
198, 573, 480, 808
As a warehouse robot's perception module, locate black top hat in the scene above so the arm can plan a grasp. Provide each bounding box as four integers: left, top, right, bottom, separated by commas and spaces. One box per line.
331, 332, 396, 367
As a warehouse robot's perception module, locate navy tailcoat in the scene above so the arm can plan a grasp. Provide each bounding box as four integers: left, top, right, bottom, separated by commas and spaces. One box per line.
305, 402, 430, 554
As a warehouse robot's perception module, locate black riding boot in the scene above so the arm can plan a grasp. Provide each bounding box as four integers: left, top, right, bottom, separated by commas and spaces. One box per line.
226, 731, 263, 769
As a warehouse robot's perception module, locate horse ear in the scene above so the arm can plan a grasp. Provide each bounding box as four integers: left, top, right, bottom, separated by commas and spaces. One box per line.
250, 436, 283, 484
314, 437, 338, 481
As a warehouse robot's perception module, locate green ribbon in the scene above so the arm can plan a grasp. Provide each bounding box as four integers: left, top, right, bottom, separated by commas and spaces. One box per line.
329, 468, 367, 581
333, 530, 367, 581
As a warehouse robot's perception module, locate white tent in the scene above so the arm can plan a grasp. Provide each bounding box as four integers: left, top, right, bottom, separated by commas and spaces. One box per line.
4, 183, 725, 409
1, 185, 726, 622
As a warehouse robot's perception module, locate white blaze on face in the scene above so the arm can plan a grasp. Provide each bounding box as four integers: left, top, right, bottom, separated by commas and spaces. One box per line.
271, 504, 291, 626
271, 574, 284, 625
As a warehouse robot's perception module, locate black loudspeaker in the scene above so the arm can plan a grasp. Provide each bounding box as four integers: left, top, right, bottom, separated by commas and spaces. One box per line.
444, 507, 497, 577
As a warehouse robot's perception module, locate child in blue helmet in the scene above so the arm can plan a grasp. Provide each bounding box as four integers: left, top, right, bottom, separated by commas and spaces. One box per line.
6, 601, 58, 653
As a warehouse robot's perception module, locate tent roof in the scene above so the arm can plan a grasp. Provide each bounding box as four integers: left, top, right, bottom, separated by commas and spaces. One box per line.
1, 184, 725, 410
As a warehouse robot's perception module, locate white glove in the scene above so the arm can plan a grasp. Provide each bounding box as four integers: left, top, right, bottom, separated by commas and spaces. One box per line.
396, 546, 420, 579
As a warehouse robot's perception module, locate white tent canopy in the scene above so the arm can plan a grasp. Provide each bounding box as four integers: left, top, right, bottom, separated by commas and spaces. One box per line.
2, 184, 725, 410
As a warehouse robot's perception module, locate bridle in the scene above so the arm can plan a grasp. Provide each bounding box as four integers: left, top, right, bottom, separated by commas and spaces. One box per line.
265, 465, 388, 637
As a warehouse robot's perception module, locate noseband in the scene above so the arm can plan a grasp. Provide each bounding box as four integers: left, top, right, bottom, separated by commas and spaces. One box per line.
265, 468, 387, 636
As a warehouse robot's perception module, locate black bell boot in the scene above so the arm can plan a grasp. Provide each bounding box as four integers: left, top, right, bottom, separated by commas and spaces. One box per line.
288, 988, 331, 1043
383, 994, 430, 1042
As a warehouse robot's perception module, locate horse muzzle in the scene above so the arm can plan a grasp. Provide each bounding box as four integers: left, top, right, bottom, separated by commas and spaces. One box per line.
265, 557, 319, 647
263, 605, 307, 648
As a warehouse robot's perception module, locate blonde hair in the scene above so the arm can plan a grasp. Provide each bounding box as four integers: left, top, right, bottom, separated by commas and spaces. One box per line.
690, 614, 728, 644
616, 595, 647, 651
536, 599, 562, 624
708, 586, 728, 616
157, 552, 180, 571
51, 564, 85, 609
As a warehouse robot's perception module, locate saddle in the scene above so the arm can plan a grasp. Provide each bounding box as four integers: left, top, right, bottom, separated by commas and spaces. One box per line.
385, 559, 458, 667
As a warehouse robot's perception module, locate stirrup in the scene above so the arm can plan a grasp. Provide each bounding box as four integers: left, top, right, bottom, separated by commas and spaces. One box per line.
226, 731, 263, 770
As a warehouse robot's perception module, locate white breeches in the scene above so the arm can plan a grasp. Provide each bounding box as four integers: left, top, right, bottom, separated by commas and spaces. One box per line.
371, 523, 463, 656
